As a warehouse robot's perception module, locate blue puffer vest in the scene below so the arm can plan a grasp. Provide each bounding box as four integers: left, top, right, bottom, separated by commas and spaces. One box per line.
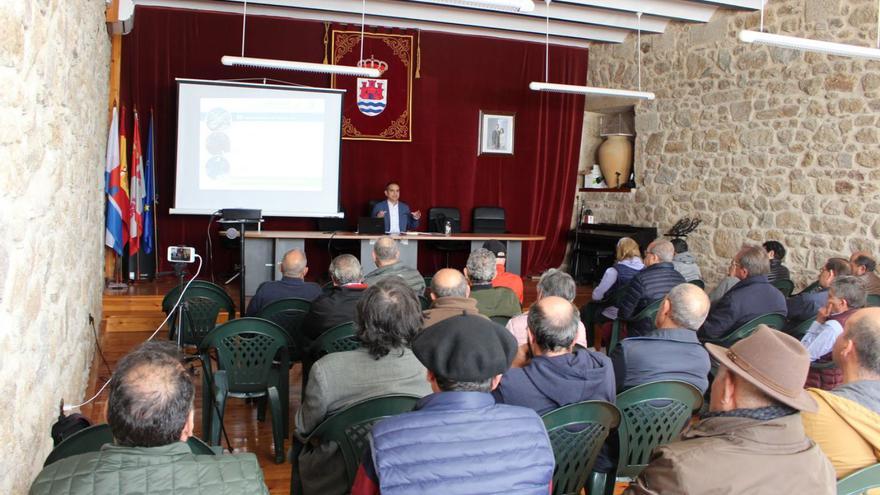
369, 391, 555, 495
610, 262, 641, 292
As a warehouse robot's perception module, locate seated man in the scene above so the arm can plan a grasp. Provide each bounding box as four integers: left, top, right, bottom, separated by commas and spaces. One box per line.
507, 269, 588, 367
671, 238, 702, 282
363, 236, 424, 294
465, 248, 521, 318
352, 315, 555, 494
494, 296, 615, 413
30, 342, 269, 495
483, 239, 524, 303
422, 268, 487, 328
802, 307, 880, 479
850, 251, 880, 296
245, 248, 321, 316
370, 181, 420, 234
295, 278, 432, 495
301, 254, 368, 341
699, 245, 787, 341
617, 239, 686, 337
763, 240, 791, 282
625, 326, 835, 494
611, 283, 712, 393
801, 276, 867, 361
786, 257, 850, 326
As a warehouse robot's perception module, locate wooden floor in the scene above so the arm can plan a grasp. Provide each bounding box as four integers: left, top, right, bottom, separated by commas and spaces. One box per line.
87, 276, 598, 495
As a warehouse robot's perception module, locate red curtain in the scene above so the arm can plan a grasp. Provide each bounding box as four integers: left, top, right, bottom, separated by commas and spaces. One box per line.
121, 6, 587, 277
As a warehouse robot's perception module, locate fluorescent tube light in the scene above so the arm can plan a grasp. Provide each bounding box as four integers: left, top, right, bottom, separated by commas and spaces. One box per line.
221, 56, 381, 77
437, 0, 535, 12
739, 30, 880, 61
529, 81, 655, 100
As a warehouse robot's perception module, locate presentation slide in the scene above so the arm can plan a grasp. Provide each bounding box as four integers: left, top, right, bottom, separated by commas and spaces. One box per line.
172, 79, 344, 217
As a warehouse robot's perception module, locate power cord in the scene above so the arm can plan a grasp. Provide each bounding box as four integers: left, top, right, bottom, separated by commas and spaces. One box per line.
205, 210, 221, 283
89, 314, 112, 380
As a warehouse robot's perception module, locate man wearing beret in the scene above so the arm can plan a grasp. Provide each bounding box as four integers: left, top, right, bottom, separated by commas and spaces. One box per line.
351, 315, 555, 495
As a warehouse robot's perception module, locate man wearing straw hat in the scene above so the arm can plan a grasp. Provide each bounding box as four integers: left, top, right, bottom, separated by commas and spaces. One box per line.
625, 325, 835, 495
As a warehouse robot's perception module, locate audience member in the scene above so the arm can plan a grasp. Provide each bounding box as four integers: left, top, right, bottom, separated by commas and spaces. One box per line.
245, 248, 321, 316
465, 248, 521, 318
508, 269, 587, 367
699, 245, 787, 341
483, 239, 524, 303
295, 278, 432, 495
802, 308, 880, 479
707, 260, 740, 304
422, 268, 487, 327
611, 283, 712, 393
763, 240, 791, 282
582, 237, 644, 333
850, 251, 880, 296
352, 315, 555, 494
625, 326, 836, 495
617, 239, 685, 337
363, 236, 425, 294
671, 238, 702, 282
494, 296, 614, 413
786, 257, 850, 326
301, 254, 368, 341
801, 276, 867, 362
30, 342, 269, 495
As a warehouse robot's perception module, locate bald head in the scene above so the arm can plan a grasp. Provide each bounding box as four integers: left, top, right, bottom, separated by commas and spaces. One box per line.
838, 308, 880, 377
656, 283, 710, 330
431, 268, 469, 298
373, 236, 400, 266
527, 296, 579, 352
281, 249, 308, 278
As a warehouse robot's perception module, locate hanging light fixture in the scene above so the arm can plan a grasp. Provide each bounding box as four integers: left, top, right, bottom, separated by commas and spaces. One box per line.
433, 0, 535, 12
529, 4, 655, 101
220, 0, 380, 77
739, 0, 880, 61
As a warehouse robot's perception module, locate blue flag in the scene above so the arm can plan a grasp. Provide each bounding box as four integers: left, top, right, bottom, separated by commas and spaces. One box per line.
142, 111, 156, 254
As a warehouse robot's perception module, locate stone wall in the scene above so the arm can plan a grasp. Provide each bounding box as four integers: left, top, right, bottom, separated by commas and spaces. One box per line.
582, 0, 880, 289
0, 1, 109, 492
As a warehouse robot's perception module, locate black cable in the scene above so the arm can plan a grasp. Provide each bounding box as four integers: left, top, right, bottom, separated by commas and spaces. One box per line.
205, 210, 221, 283
90, 315, 113, 380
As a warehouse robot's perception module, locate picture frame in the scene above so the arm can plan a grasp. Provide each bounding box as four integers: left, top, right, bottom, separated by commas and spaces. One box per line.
478, 111, 515, 156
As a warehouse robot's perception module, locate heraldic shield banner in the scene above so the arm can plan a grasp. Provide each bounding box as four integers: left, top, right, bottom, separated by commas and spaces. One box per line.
331, 29, 414, 142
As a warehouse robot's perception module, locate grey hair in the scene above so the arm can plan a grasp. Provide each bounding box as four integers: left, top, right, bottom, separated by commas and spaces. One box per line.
537, 269, 577, 302
466, 248, 497, 283
666, 283, 710, 330
373, 237, 399, 263
832, 276, 868, 309
281, 249, 307, 278
847, 312, 880, 376
330, 254, 363, 285
528, 300, 579, 352
648, 239, 675, 263
738, 245, 770, 276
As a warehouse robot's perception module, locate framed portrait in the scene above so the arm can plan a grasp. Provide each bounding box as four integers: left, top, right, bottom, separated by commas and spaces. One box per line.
478, 111, 515, 156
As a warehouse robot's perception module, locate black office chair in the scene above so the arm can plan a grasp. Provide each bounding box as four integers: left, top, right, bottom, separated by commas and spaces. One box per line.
428, 207, 467, 267
472, 207, 506, 234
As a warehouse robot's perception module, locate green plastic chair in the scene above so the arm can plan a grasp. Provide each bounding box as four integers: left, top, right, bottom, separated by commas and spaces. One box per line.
688, 279, 705, 289
290, 394, 420, 495
771, 279, 795, 298
786, 317, 816, 340
162, 283, 236, 347
609, 299, 664, 355
418, 295, 431, 311
44, 424, 216, 466
199, 318, 291, 463
838, 463, 880, 495
868, 295, 880, 308
703, 313, 786, 348
588, 381, 704, 495
490, 315, 512, 326
256, 297, 312, 361
541, 400, 621, 495
793, 280, 820, 297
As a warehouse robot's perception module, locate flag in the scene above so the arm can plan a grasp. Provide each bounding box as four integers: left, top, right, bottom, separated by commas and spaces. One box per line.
119, 106, 130, 234
105, 106, 127, 254
142, 111, 156, 254
129, 110, 145, 255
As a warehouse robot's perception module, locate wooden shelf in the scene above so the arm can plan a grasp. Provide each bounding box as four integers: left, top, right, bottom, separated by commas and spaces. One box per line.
578, 187, 633, 193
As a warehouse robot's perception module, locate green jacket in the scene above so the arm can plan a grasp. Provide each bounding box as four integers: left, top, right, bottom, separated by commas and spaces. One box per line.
364, 262, 425, 294
471, 284, 521, 318
30, 442, 269, 495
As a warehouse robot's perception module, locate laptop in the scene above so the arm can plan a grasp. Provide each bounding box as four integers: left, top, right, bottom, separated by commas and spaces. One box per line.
358, 217, 385, 234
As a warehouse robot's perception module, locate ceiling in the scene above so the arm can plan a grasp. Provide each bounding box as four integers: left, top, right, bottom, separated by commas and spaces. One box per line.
134, 0, 762, 48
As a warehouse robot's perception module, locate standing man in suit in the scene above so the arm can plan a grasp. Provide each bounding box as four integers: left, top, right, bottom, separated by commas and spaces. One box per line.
371, 181, 421, 233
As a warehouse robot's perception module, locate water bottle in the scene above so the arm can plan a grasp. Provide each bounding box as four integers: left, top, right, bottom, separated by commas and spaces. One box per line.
444, 219, 452, 236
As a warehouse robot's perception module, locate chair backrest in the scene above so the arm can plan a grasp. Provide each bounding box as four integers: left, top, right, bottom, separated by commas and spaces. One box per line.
771, 279, 795, 298
794, 280, 820, 297
313, 321, 360, 359
688, 279, 705, 289
162, 281, 236, 317
472, 207, 506, 233
838, 463, 880, 495
418, 295, 431, 311
490, 315, 511, 326
609, 298, 664, 355
44, 423, 215, 466
707, 313, 786, 347
786, 317, 816, 340
199, 318, 291, 394
428, 207, 462, 233
614, 381, 704, 478
256, 297, 312, 357
868, 294, 880, 308
162, 284, 237, 347
307, 394, 421, 485
541, 400, 621, 495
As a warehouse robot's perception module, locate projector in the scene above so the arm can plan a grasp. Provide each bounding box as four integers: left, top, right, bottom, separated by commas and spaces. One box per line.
219, 208, 262, 222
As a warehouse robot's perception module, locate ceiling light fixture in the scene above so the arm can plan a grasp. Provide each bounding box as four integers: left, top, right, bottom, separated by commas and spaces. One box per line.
436, 0, 535, 12
221, 0, 379, 77
529, 4, 655, 100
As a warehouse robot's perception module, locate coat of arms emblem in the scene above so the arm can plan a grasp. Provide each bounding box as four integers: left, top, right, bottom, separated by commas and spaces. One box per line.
356, 56, 389, 117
